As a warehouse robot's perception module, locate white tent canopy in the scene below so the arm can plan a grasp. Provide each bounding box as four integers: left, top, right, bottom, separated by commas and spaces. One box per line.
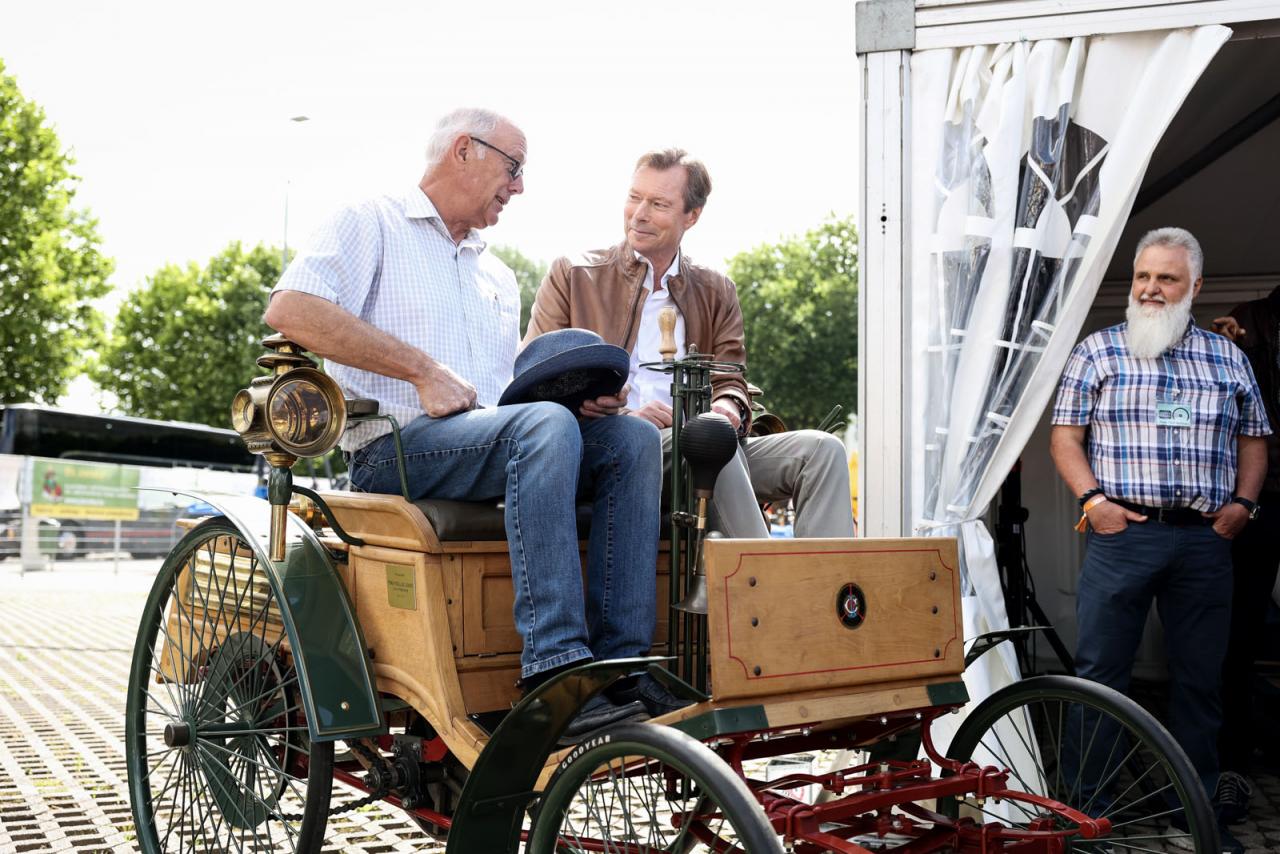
857, 0, 1280, 712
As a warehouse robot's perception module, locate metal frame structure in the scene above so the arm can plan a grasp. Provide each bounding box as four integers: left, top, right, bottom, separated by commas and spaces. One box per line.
855, 0, 1280, 537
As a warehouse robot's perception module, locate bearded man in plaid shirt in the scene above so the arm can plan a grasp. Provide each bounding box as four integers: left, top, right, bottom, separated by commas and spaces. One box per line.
1050, 228, 1270, 836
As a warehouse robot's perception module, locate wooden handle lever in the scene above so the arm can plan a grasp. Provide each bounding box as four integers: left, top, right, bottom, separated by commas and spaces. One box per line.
658, 307, 677, 362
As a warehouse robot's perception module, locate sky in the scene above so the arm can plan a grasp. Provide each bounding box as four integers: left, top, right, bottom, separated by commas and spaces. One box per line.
1, 0, 859, 411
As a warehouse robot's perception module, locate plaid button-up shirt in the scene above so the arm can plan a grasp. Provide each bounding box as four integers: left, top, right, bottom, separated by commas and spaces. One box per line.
1052, 320, 1271, 510
273, 187, 521, 451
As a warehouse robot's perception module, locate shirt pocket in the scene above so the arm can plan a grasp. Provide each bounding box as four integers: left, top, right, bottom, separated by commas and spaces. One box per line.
473, 278, 520, 332
1179, 378, 1237, 431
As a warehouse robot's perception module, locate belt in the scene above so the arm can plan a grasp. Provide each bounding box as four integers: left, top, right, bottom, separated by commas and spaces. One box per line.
1111, 499, 1211, 526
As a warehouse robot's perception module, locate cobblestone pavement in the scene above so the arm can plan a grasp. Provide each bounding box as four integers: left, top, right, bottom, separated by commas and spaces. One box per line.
4, 559, 1280, 853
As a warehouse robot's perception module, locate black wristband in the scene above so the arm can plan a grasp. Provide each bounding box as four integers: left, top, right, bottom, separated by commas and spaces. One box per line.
1078, 487, 1105, 509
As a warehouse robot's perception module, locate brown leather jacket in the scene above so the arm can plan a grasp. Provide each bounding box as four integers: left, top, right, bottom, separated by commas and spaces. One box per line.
523, 241, 751, 420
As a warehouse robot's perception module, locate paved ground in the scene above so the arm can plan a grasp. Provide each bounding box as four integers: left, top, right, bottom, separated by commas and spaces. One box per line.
0, 559, 441, 854
4, 557, 1280, 853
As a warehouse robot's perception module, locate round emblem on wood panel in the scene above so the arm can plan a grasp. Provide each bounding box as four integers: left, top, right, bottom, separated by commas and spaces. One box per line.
836, 583, 867, 629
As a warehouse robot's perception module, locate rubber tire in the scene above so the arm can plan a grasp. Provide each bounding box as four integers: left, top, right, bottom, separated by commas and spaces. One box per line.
125, 517, 334, 853
943, 674, 1217, 853
528, 722, 782, 853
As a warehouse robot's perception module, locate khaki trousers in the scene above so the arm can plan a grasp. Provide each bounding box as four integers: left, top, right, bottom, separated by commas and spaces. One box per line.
661, 428, 855, 538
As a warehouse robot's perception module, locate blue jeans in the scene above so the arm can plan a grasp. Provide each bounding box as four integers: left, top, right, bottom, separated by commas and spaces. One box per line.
1075, 521, 1233, 797
348, 403, 663, 679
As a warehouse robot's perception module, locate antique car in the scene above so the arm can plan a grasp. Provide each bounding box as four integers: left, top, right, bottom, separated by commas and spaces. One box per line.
124, 334, 1216, 852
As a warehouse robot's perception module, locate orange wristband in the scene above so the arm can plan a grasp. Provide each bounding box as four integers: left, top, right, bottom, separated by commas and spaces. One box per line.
1074, 495, 1108, 532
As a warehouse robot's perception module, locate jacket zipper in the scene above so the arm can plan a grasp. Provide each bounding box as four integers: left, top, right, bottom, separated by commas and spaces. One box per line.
622, 269, 647, 350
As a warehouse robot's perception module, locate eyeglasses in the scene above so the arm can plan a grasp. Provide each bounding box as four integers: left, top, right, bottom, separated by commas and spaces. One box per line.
469, 136, 524, 181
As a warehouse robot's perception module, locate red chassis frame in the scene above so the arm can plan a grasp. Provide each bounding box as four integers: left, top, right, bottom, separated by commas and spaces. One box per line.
719, 705, 1108, 854
323, 702, 1109, 854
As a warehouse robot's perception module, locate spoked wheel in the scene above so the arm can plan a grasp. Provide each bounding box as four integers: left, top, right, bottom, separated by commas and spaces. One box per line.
942, 675, 1216, 853
126, 517, 334, 853
528, 723, 782, 854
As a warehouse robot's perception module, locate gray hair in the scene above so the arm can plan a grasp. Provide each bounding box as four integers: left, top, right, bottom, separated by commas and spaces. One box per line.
1134, 227, 1204, 282
424, 107, 506, 167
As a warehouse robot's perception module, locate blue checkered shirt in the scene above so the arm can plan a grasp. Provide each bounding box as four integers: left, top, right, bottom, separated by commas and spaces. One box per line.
273, 187, 521, 451
1052, 320, 1271, 510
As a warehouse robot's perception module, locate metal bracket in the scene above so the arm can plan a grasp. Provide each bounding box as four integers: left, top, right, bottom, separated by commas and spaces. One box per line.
445, 657, 664, 854
856, 0, 915, 55
644, 662, 709, 704
964, 627, 1052, 668
291, 484, 365, 547
346, 414, 410, 499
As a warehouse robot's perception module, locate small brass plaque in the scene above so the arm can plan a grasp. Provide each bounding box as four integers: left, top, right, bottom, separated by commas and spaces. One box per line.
386, 564, 417, 610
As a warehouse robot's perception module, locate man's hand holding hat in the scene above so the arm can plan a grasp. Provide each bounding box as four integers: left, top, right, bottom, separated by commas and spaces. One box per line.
581, 385, 630, 419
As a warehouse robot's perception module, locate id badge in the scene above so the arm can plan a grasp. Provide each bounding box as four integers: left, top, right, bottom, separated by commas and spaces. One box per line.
1155, 401, 1192, 428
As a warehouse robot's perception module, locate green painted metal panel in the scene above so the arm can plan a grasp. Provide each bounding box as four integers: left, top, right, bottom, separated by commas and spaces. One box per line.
672, 705, 770, 741
926, 680, 969, 706
161, 491, 384, 742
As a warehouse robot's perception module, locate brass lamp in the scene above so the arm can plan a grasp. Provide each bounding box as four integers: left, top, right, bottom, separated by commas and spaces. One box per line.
231, 334, 349, 559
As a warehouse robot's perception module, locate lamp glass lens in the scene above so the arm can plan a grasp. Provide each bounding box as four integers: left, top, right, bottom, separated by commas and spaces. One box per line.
268, 379, 331, 447
230, 390, 255, 433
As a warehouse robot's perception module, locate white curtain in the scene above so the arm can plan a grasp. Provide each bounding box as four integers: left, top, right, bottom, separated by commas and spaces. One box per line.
908, 26, 1231, 757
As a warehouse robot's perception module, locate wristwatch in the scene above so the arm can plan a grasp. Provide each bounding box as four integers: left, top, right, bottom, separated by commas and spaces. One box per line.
1230, 495, 1260, 520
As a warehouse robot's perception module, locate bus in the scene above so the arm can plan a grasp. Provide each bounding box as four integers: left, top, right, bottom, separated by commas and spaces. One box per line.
0, 405, 261, 559
0, 404, 258, 470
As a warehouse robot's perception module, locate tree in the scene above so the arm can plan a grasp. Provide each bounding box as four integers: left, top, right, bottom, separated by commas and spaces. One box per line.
0, 59, 113, 403
491, 244, 547, 335
97, 243, 280, 427
727, 216, 858, 430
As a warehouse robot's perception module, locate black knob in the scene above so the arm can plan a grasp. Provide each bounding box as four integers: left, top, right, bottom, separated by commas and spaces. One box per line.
681, 412, 738, 493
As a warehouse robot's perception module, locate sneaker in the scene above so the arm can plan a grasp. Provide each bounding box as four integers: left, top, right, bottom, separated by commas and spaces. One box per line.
608, 673, 695, 717
557, 694, 648, 746
1214, 770, 1253, 825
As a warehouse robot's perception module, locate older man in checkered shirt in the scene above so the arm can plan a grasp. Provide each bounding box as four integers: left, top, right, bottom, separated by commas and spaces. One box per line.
265, 108, 670, 742
1050, 227, 1270, 826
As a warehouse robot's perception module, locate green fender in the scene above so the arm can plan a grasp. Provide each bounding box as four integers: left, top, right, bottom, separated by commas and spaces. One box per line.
166, 491, 384, 742
446, 657, 664, 854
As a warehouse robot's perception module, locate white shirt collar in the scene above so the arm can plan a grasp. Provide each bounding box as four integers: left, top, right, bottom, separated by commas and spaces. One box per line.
633, 249, 680, 291
406, 186, 486, 251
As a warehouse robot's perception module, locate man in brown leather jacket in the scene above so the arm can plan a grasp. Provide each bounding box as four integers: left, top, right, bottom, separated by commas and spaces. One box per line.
525, 148, 854, 538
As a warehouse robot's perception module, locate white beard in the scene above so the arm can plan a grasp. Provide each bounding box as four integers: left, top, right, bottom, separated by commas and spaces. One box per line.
1125, 293, 1193, 359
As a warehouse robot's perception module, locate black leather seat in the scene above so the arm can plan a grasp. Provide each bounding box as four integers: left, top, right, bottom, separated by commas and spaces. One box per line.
411, 499, 594, 542
409, 499, 674, 542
